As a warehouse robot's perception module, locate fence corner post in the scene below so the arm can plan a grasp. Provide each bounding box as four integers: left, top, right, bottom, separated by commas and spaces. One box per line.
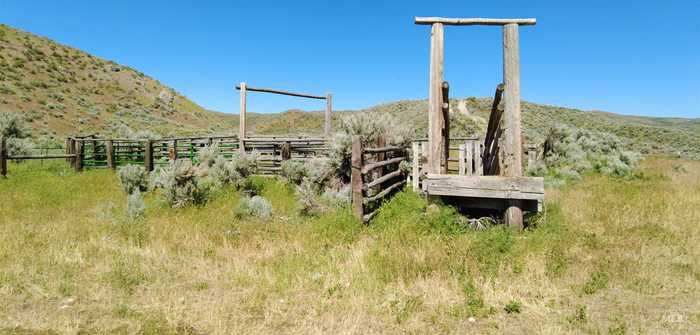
0, 136, 7, 178
144, 140, 154, 172
458, 144, 466, 175
351, 135, 364, 222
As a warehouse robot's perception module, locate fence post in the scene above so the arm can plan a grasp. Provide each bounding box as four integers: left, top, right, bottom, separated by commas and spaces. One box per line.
351, 135, 364, 222
75, 141, 83, 172
465, 141, 473, 176
474, 141, 483, 176
1, 136, 7, 178
144, 140, 154, 172
170, 139, 178, 161
458, 144, 466, 175
65, 138, 71, 163
281, 141, 291, 161
106, 140, 115, 170
411, 142, 420, 191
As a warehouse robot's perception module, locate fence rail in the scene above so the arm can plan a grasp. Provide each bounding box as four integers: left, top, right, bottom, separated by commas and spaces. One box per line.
351, 135, 408, 223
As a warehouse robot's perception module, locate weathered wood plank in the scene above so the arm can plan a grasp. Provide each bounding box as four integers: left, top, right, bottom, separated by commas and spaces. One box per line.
106, 140, 115, 169
412, 142, 420, 191
351, 135, 364, 222
363, 180, 405, 204
235, 85, 327, 100
365, 169, 403, 190
503, 23, 524, 229
427, 22, 445, 174
325, 94, 332, 137
361, 157, 405, 175
424, 174, 544, 201
458, 144, 466, 175
239, 82, 247, 154
415, 17, 537, 26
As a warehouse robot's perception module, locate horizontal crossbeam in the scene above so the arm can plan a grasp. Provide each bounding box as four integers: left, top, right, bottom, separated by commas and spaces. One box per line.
414, 17, 537, 26
235, 85, 327, 100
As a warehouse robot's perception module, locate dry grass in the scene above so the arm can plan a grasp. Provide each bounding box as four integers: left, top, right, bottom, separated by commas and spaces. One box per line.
1, 157, 699, 334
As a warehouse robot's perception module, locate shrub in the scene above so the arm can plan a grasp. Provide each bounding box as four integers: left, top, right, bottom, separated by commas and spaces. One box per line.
280, 160, 307, 185
0, 111, 28, 138
234, 196, 272, 218
540, 124, 639, 179
207, 155, 242, 188
328, 112, 414, 182
230, 151, 258, 178
126, 191, 146, 219
197, 143, 218, 168
154, 159, 210, 208
117, 165, 148, 194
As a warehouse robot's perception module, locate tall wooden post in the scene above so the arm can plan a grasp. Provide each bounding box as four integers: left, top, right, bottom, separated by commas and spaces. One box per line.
351, 135, 364, 222
106, 140, 115, 170
427, 22, 445, 175
65, 138, 71, 163
144, 140, 154, 172
325, 94, 332, 138
170, 140, 178, 161
75, 141, 83, 172
239, 82, 247, 154
503, 23, 523, 229
0, 136, 7, 178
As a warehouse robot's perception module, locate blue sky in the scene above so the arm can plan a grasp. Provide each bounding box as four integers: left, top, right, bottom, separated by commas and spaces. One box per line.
1, 0, 698, 117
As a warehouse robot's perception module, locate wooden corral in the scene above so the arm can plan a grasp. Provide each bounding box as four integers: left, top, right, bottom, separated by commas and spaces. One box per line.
414, 16, 543, 229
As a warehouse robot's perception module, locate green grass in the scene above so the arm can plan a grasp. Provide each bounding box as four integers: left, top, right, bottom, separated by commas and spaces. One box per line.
0, 157, 699, 334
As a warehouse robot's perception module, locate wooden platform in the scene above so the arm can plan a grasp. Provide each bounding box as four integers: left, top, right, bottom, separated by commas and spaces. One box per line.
424, 174, 544, 212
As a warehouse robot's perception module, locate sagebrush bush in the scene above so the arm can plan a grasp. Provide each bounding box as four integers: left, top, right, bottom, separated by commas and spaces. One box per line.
117, 165, 149, 194
126, 191, 146, 219
538, 124, 640, 180
234, 196, 272, 218
154, 159, 210, 208
230, 151, 258, 179
329, 112, 413, 182
280, 160, 307, 185
0, 111, 28, 138
206, 156, 242, 188
197, 143, 218, 168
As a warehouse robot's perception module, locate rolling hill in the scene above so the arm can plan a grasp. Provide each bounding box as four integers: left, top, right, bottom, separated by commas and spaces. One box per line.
1, 24, 698, 159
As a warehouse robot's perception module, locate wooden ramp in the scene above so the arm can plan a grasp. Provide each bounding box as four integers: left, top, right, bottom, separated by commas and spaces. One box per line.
424, 174, 544, 212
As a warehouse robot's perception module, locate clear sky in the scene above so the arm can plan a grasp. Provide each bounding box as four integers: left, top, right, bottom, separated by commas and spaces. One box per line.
1, 0, 698, 117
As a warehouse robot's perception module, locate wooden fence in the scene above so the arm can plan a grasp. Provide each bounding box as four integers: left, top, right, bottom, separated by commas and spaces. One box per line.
350, 135, 408, 223
409, 137, 483, 191
1, 135, 328, 177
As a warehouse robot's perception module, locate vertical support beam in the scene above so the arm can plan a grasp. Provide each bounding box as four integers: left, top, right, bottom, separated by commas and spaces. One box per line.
170, 139, 178, 161
325, 93, 332, 138
458, 144, 465, 175
65, 138, 71, 163
503, 23, 524, 230
281, 141, 291, 161
75, 141, 83, 172
474, 141, 483, 176
106, 140, 115, 170
441, 81, 450, 174
69, 139, 76, 169
427, 22, 445, 175
239, 82, 247, 154
411, 142, 420, 191
0, 136, 7, 178
351, 135, 364, 222
144, 140, 154, 172
465, 141, 474, 175
527, 148, 537, 171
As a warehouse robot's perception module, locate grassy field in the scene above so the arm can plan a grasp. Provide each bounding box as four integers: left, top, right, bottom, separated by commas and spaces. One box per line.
1, 158, 699, 334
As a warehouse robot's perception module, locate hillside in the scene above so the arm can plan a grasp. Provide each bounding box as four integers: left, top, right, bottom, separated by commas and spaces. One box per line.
0, 24, 236, 138
1, 24, 698, 159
